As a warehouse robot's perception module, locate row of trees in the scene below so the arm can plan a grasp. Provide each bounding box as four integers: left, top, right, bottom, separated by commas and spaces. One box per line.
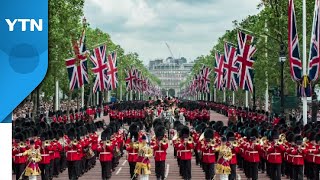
182, 0, 318, 111
27, 0, 160, 116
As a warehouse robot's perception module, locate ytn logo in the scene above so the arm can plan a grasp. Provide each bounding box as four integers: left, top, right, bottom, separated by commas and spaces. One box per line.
5, 19, 43, 31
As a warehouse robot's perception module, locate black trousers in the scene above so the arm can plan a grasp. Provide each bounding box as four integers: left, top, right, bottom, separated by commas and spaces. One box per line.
100, 161, 112, 179
259, 158, 266, 172
281, 161, 286, 176
248, 162, 259, 180
229, 164, 237, 180
202, 163, 214, 180
49, 159, 54, 178
39, 164, 50, 180
286, 162, 292, 178
270, 163, 281, 180
305, 161, 314, 179
292, 165, 303, 180
14, 163, 26, 180
67, 161, 78, 180
155, 161, 165, 179
129, 162, 136, 179
53, 158, 60, 176
195, 151, 200, 165
60, 152, 66, 172
180, 160, 191, 179
314, 163, 320, 180
237, 154, 243, 169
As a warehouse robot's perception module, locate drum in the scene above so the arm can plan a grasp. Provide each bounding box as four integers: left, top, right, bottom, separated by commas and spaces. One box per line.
85, 148, 95, 159
40, 154, 50, 164
66, 150, 78, 161
99, 152, 112, 162
14, 154, 27, 164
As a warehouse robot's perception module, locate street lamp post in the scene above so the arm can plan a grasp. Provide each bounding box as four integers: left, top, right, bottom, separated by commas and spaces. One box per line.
279, 43, 286, 115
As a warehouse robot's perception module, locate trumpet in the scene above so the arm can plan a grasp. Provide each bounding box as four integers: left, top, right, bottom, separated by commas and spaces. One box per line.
260, 137, 267, 146
19, 142, 26, 148
187, 136, 193, 144
231, 140, 239, 147
72, 139, 78, 145
208, 139, 215, 147
105, 140, 111, 146
44, 140, 51, 146
161, 138, 168, 145
275, 139, 283, 145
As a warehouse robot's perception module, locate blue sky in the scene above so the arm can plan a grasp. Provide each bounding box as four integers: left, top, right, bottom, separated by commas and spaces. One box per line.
84, 0, 261, 65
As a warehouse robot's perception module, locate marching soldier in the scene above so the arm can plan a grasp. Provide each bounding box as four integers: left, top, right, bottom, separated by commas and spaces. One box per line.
134, 135, 153, 180
226, 131, 239, 180
215, 136, 232, 180
22, 140, 42, 180
98, 127, 114, 180
177, 126, 194, 180
13, 132, 28, 180
126, 127, 139, 180
39, 132, 52, 180
291, 135, 305, 180
152, 125, 168, 180
244, 128, 260, 180
201, 128, 216, 180
65, 128, 81, 180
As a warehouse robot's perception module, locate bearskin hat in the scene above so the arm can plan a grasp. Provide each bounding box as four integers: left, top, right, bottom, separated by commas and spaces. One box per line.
130, 131, 138, 141
271, 129, 279, 140
251, 128, 259, 138
40, 121, 47, 130
14, 132, 25, 142
293, 126, 301, 135
153, 118, 163, 128
180, 126, 189, 138
204, 128, 214, 140
57, 129, 64, 138
129, 124, 139, 133
294, 135, 303, 145
226, 131, 235, 141
315, 134, 320, 143
219, 126, 228, 135
67, 128, 76, 140
155, 125, 165, 139
173, 120, 182, 130
40, 132, 48, 141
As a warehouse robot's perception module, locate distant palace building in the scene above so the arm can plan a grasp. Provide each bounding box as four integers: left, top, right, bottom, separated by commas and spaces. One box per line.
148, 57, 194, 97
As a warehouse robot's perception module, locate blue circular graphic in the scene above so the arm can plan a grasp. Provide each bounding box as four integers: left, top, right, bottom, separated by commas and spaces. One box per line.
9, 43, 39, 74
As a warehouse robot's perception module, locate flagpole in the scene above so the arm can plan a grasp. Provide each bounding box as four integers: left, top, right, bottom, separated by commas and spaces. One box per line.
245, 91, 249, 108
264, 21, 269, 112
55, 80, 59, 111
214, 88, 217, 102
302, 0, 308, 125
223, 90, 226, 103
97, 91, 99, 105
130, 90, 133, 101
81, 86, 84, 108
232, 91, 235, 105
107, 91, 111, 102
126, 92, 129, 101
120, 83, 123, 101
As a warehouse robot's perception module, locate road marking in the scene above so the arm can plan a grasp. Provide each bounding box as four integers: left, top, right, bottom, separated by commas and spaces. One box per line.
237, 174, 241, 180
122, 160, 127, 166
116, 167, 122, 175
165, 164, 170, 179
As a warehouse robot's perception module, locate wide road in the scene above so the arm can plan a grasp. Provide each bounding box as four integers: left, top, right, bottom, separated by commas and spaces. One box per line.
14, 111, 297, 179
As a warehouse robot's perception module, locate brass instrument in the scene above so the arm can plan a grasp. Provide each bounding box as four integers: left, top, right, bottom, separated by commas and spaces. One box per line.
254, 138, 260, 145
19, 142, 26, 148
260, 137, 267, 146
44, 140, 51, 146
72, 139, 78, 145
275, 139, 283, 145
187, 136, 193, 144
199, 132, 205, 141
231, 140, 239, 147
208, 139, 216, 147
132, 142, 139, 149
161, 138, 168, 145
105, 140, 111, 146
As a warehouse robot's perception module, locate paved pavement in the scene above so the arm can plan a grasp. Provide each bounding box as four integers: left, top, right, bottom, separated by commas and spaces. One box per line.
13, 111, 300, 179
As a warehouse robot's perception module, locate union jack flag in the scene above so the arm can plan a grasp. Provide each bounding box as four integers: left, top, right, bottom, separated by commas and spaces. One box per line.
65, 29, 89, 90
201, 67, 211, 93
106, 51, 118, 90
89, 45, 108, 93
236, 31, 256, 93
214, 52, 224, 91
223, 42, 239, 91
308, 0, 320, 82
289, 0, 302, 81
125, 68, 136, 91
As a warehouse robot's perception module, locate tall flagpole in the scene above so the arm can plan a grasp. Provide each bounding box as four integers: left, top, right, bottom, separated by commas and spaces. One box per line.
245, 91, 249, 107
265, 21, 269, 112
81, 86, 84, 108
232, 91, 235, 105
130, 90, 133, 100
96, 91, 99, 105
302, 0, 308, 125
223, 90, 226, 102
55, 80, 59, 111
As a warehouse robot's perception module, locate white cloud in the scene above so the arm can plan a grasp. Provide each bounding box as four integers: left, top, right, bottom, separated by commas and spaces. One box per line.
84, 0, 261, 65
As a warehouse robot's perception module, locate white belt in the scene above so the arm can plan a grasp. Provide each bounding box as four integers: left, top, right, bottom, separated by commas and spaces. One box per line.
180, 150, 191, 152
100, 152, 111, 154
203, 153, 215, 155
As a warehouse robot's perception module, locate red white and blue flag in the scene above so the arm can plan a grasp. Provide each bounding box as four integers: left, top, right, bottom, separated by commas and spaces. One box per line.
223, 42, 239, 91
106, 51, 118, 90
214, 52, 225, 91
201, 67, 211, 93
125, 68, 136, 91
65, 29, 89, 90
288, 0, 302, 81
308, 0, 320, 82
236, 30, 256, 93
89, 45, 108, 93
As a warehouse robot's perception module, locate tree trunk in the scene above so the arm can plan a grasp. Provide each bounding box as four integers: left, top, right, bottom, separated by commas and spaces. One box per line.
67, 91, 71, 122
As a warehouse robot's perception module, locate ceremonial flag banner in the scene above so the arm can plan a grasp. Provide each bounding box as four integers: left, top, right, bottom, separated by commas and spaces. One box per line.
90, 45, 108, 93
214, 52, 225, 91
236, 30, 256, 93
223, 42, 239, 91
